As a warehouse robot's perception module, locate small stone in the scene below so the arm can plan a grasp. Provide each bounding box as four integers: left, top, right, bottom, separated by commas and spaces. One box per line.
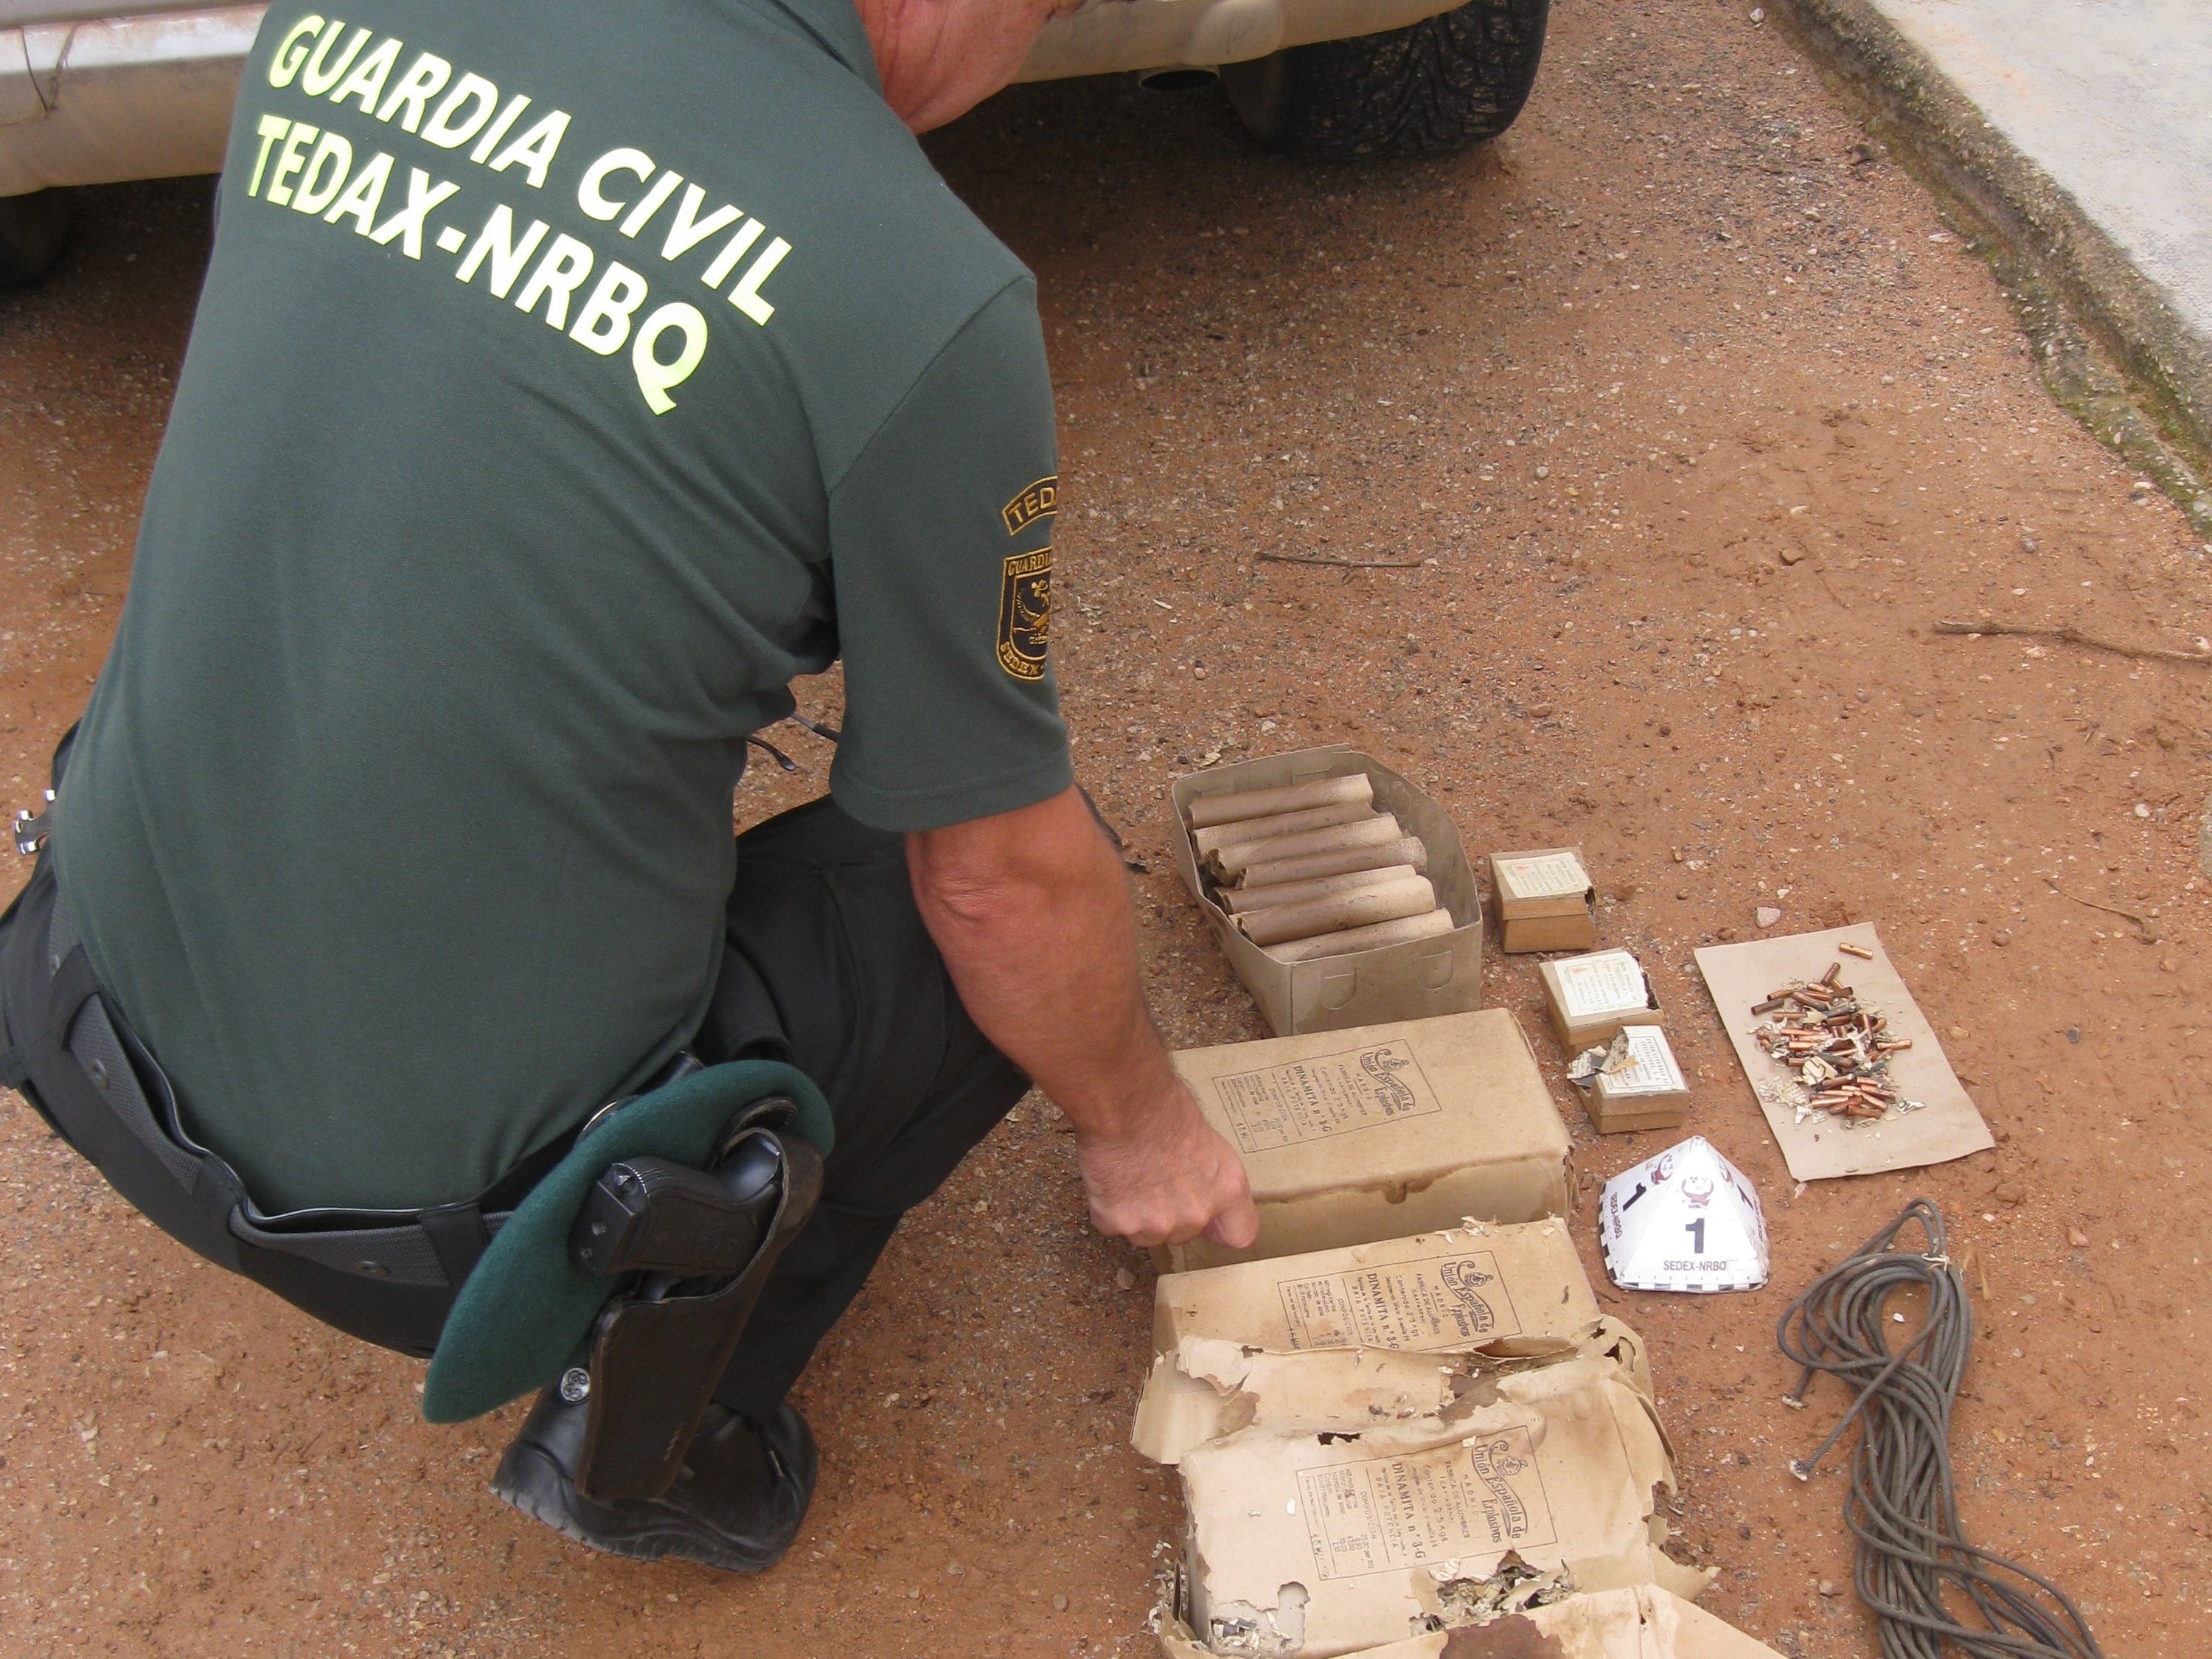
2135, 802, 2151, 818
1121, 1507, 1138, 1523
1990, 929, 2011, 946
2067, 1228, 2090, 1248
2066, 1026, 2081, 1044
1778, 546, 1806, 566
907, 1586, 921, 1600
2162, 957, 2178, 973
1994, 1180, 2025, 1206
1672, 846, 1686, 863
1717, 925, 1739, 942
1053, 1593, 1070, 1613
1677, 889, 1691, 902
1949, 1026, 1968, 1039
1818, 1579, 1837, 1597
1535, 465, 1549, 479
1756, 905, 1782, 928
1114, 1267, 1138, 1291
1658, 724, 1672, 738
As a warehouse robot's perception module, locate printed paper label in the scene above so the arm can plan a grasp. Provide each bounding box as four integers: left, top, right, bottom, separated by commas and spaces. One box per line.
1211, 1043, 1440, 1155
1494, 851, 1590, 901
1557, 952, 1651, 1020
1276, 1251, 1523, 1351
1599, 1027, 1686, 1098
1296, 1427, 1557, 1580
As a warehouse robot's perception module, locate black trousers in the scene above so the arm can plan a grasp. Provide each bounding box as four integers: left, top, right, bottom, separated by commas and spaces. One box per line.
0, 785, 1028, 1422
698, 797, 1029, 1415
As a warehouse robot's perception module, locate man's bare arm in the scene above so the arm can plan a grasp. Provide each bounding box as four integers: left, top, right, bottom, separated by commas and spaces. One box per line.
906, 785, 1259, 1250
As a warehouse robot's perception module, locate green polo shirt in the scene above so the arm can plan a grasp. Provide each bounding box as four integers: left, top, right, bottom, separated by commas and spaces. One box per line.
51, 0, 1071, 1211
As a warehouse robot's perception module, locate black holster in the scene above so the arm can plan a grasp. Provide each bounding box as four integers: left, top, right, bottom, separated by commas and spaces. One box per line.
569, 1099, 824, 1503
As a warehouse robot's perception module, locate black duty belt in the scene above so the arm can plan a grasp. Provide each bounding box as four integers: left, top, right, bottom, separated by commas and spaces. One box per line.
0, 852, 680, 1357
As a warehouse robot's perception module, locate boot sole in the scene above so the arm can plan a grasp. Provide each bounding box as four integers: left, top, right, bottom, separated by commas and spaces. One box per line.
490, 1440, 799, 1575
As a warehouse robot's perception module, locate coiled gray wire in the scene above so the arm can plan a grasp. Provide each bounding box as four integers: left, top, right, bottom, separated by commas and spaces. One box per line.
1775, 1199, 2104, 1659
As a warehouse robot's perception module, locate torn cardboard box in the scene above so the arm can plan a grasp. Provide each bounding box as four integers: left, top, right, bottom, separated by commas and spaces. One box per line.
1155, 1584, 1782, 1659
1131, 1316, 1655, 1469
1172, 748, 1484, 1037
1168, 1356, 1708, 1658
1162, 1011, 1573, 1273
1490, 848, 1599, 955
1152, 1222, 1599, 1358
1540, 951, 1661, 1051
1587, 1027, 1691, 1136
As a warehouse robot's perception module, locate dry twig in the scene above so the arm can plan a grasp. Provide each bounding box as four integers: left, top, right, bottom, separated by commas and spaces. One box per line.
2062, 891, 2155, 940
1933, 618, 2211, 666
1257, 552, 1427, 570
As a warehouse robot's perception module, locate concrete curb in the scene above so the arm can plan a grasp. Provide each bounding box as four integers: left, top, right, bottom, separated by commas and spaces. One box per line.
1771, 0, 2212, 537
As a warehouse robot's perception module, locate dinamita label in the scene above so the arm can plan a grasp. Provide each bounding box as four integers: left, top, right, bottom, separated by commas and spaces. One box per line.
1276, 1251, 1523, 1351
1598, 1026, 1686, 1098
1557, 951, 1652, 1019
1494, 850, 1590, 901
1295, 1428, 1557, 1580
1211, 1043, 1441, 1154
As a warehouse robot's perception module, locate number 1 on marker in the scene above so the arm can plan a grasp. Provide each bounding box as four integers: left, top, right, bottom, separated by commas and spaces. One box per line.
1684, 1219, 1706, 1254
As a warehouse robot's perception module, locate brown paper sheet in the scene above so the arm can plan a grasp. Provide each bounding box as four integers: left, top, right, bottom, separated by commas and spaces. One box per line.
1693, 924, 1992, 1181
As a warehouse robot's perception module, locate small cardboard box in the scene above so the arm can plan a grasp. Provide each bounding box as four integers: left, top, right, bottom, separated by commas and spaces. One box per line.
1172, 747, 1483, 1037
1161, 1010, 1573, 1273
1588, 1026, 1691, 1135
1490, 846, 1599, 953
1540, 949, 1660, 1050
1156, 1585, 1781, 1659
1169, 1356, 1706, 1659
1152, 1220, 1599, 1357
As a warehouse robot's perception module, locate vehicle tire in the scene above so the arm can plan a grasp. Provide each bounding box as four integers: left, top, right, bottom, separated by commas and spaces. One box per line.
1222, 0, 1549, 161
0, 189, 74, 288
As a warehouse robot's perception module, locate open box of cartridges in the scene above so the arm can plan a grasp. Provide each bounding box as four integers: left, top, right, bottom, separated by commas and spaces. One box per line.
1170, 747, 1484, 1037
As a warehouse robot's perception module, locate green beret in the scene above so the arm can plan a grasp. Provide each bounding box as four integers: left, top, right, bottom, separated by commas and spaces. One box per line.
421, 1059, 832, 1425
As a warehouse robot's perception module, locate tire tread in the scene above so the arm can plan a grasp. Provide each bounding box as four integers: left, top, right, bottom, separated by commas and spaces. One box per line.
1245, 0, 1551, 161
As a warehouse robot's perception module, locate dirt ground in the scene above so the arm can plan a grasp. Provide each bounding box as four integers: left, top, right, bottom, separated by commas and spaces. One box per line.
4, 3, 2210, 1655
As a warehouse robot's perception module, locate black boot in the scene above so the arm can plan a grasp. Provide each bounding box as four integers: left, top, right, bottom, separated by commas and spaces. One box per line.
491, 1386, 816, 1573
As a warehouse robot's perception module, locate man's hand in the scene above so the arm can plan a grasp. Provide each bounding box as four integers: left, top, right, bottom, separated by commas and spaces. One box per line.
908, 786, 1259, 1252
1074, 1080, 1259, 1251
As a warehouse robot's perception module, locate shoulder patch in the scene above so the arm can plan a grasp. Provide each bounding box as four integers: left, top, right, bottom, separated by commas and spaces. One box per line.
996, 548, 1053, 681
1001, 476, 1057, 537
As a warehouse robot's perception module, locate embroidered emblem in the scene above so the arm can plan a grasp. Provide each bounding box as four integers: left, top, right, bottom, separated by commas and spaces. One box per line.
996, 548, 1053, 681
1001, 476, 1057, 537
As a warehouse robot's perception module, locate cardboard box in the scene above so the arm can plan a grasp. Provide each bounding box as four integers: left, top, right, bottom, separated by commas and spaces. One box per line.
1540, 950, 1661, 1050
1490, 846, 1599, 954
1172, 748, 1484, 1037
1169, 1356, 1707, 1659
1132, 1315, 1656, 1470
1155, 1585, 1781, 1659
1588, 1026, 1691, 1135
1161, 1010, 1573, 1273
1151, 1220, 1600, 1357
